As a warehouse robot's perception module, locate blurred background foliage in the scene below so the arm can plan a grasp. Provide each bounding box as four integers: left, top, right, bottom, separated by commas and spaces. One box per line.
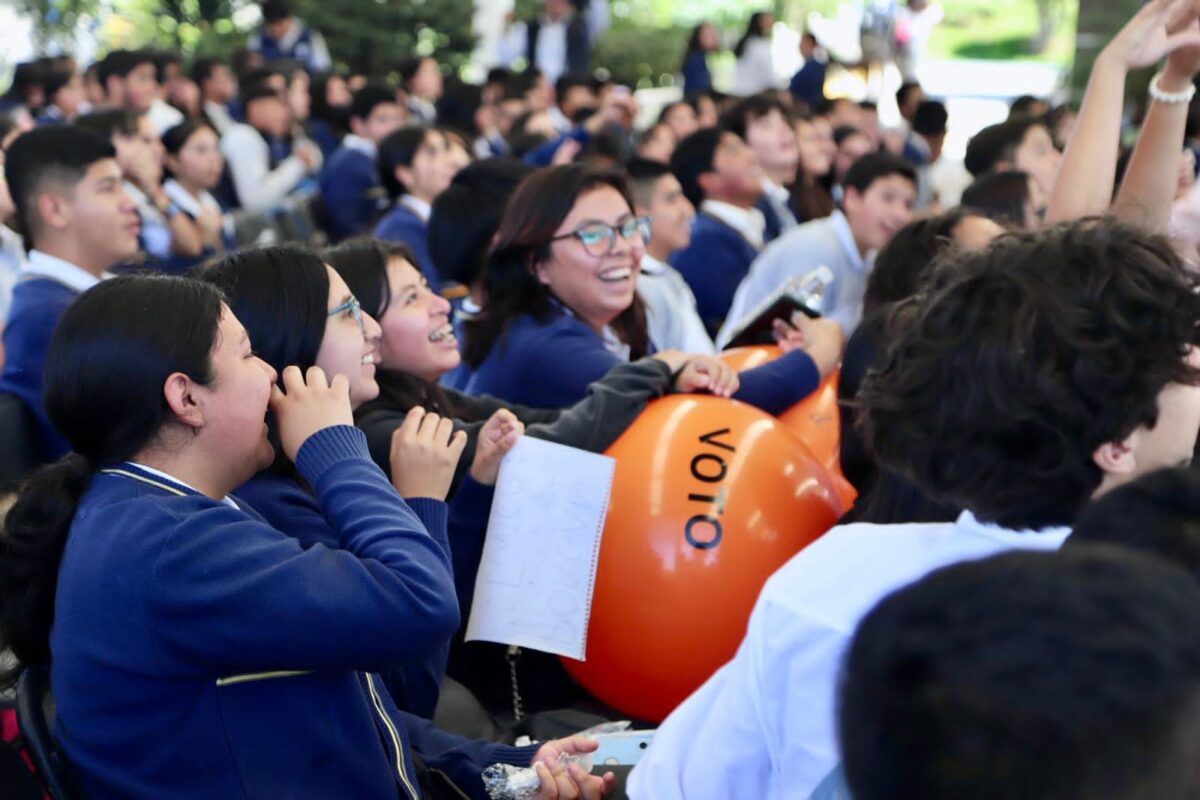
12, 0, 1117, 97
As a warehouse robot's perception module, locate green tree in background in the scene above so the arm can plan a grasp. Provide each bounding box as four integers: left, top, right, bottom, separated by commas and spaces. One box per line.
1070, 0, 1144, 97
16, 0, 101, 52
297, 0, 477, 77
24, 0, 478, 79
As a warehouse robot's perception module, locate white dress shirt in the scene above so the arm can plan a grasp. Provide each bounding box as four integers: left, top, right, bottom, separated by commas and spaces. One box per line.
637, 254, 716, 355
761, 176, 800, 234
146, 98, 185, 136
203, 100, 236, 136
733, 37, 783, 96
20, 250, 112, 293
219, 123, 314, 212
496, 4, 609, 84
628, 511, 1071, 800
399, 194, 432, 223
699, 199, 767, 250
718, 210, 868, 346
123, 181, 172, 258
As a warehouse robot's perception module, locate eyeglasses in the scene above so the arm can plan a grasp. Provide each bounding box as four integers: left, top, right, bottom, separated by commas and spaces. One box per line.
327, 294, 366, 335
551, 215, 652, 258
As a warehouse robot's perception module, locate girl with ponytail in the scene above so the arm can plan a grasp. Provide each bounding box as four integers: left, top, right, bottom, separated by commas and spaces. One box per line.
0, 274, 613, 800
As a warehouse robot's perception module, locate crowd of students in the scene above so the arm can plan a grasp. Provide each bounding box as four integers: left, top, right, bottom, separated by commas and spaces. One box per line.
3, 0, 1200, 797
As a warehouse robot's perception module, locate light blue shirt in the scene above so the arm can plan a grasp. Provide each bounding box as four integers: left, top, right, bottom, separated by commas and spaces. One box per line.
628, 511, 1071, 800
637, 254, 716, 355
718, 210, 869, 347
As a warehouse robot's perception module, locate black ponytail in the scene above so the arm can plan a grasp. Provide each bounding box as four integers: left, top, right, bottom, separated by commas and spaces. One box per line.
0, 275, 224, 686
0, 455, 93, 685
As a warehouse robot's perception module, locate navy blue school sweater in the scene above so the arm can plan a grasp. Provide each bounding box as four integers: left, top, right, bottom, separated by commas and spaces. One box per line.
234, 468, 451, 719
0, 277, 78, 458
51, 426, 535, 800
319, 145, 386, 241
682, 51, 712, 95
375, 203, 441, 290
669, 213, 760, 335
464, 307, 820, 415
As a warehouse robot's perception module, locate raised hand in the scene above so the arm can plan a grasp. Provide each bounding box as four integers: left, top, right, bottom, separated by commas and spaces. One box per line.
469, 408, 524, 486
270, 366, 355, 462
1101, 0, 1200, 72
388, 407, 468, 500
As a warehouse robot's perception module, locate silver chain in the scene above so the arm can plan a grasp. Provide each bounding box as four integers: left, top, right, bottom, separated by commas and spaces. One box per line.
506, 645, 525, 722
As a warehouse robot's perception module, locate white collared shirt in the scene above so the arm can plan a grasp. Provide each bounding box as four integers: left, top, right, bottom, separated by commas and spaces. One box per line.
163, 179, 221, 219
760, 176, 799, 234
496, 5, 609, 84
700, 199, 767, 250
528, 17, 569, 83
203, 100, 236, 136
124, 181, 173, 259
761, 177, 792, 207
399, 194, 432, 223
629, 511, 1072, 800
128, 462, 240, 509
20, 250, 112, 293
342, 134, 377, 159
147, 98, 185, 136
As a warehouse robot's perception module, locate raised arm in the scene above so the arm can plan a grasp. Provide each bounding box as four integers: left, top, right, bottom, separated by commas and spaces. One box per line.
1113, 8, 1200, 230
1046, 0, 1200, 224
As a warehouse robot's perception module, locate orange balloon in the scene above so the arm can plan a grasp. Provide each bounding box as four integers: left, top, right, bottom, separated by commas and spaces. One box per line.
561, 395, 843, 722
717, 344, 782, 373
720, 347, 857, 506
779, 371, 842, 474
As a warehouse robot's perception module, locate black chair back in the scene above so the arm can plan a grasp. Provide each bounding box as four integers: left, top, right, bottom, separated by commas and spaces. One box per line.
0, 393, 43, 491
15, 666, 77, 800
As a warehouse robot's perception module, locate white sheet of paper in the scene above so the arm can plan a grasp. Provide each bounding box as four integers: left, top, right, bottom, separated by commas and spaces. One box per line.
465, 436, 616, 660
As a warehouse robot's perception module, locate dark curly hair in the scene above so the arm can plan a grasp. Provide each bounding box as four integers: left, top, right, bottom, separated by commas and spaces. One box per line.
861, 219, 1200, 530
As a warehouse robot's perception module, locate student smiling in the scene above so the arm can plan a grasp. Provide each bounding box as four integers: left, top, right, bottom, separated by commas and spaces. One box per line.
0, 126, 140, 458
0, 272, 614, 800
462, 165, 835, 416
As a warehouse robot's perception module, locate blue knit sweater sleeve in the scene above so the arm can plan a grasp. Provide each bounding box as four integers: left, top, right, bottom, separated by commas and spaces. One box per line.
522, 127, 591, 167
381, 495, 452, 719
147, 425, 460, 675
386, 693, 538, 800
731, 349, 821, 416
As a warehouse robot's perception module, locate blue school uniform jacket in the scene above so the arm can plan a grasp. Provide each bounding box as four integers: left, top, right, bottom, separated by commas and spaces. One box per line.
374, 203, 441, 289
51, 426, 535, 800
319, 145, 386, 241
464, 307, 820, 415
669, 213, 760, 335
0, 277, 78, 458
682, 51, 712, 95
234, 468, 451, 720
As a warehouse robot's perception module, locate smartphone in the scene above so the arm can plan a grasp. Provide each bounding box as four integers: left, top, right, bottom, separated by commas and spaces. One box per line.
589, 730, 656, 767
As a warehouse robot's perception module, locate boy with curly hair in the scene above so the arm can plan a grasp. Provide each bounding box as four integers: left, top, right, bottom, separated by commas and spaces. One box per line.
630, 218, 1200, 798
